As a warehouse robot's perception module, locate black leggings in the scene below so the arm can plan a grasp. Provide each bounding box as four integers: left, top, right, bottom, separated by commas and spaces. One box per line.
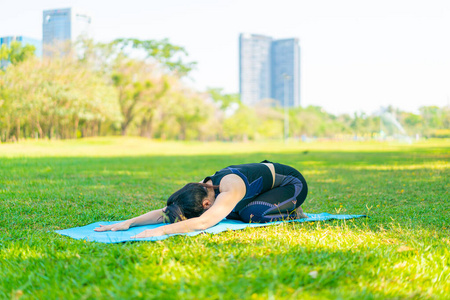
228, 163, 308, 223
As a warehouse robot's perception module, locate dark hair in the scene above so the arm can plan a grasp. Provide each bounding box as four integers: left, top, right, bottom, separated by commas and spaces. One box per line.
164, 182, 218, 223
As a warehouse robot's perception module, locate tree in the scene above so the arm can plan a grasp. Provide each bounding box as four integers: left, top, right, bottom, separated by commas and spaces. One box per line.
207, 88, 241, 110
109, 38, 196, 77
111, 57, 169, 135
0, 41, 36, 68
223, 104, 258, 141
0, 55, 120, 141
169, 90, 210, 140
77, 38, 197, 136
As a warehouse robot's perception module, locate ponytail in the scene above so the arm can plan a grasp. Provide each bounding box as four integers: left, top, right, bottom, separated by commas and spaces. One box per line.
163, 203, 187, 223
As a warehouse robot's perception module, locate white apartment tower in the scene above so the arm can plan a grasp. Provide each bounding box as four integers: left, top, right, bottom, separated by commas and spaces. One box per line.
42, 8, 91, 56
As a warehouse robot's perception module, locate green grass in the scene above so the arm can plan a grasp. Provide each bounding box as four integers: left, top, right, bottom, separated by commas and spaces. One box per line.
0, 137, 449, 299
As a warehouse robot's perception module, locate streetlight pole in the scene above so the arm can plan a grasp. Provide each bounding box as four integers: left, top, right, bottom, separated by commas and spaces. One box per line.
283, 74, 290, 143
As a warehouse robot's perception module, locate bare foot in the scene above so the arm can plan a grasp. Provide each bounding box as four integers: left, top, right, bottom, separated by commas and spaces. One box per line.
295, 206, 308, 219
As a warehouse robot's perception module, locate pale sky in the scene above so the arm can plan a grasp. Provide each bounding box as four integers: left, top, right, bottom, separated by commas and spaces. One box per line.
1, 0, 449, 115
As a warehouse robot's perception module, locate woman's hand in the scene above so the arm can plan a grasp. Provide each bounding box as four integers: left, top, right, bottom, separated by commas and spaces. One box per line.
131, 228, 163, 238
94, 221, 131, 232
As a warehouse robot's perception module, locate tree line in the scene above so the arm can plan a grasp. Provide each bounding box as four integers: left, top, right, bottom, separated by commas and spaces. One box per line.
0, 39, 449, 143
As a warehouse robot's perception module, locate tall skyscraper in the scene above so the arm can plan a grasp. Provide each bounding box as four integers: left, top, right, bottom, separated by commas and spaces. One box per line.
271, 38, 300, 107
239, 34, 273, 106
42, 8, 91, 56
239, 34, 301, 107
0, 36, 42, 68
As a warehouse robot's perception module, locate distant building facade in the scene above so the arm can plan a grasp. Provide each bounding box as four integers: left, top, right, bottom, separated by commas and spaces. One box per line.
271, 38, 300, 107
239, 33, 273, 106
239, 34, 301, 107
42, 8, 91, 56
0, 36, 42, 68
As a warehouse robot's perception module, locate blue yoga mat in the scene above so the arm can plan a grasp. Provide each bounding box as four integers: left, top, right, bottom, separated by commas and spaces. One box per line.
55, 213, 366, 243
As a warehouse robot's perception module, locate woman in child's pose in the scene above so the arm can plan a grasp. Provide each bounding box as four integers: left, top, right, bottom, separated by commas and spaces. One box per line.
94, 160, 308, 238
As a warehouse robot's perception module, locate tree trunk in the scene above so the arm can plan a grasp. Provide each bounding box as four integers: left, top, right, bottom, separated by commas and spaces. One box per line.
48, 124, 53, 140
121, 124, 128, 136
139, 119, 147, 137
145, 118, 153, 138
139, 117, 153, 138
97, 120, 101, 136
36, 119, 43, 139
179, 124, 186, 140
74, 117, 79, 139
16, 119, 20, 142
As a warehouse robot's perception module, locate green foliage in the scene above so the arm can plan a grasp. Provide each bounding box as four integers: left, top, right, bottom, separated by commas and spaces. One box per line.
110, 38, 196, 76
110, 57, 165, 135
403, 112, 422, 127
0, 38, 211, 141
430, 128, 450, 138
1, 38, 449, 143
207, 88, 241, 110
0, 56, 120, 141
0, 138, 449, 299
223, 105, 258, 141
0, 41, 36, 67
168, 91, 210, 140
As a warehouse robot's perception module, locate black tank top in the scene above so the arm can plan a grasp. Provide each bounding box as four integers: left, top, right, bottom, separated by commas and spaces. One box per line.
203, 163, 273, 212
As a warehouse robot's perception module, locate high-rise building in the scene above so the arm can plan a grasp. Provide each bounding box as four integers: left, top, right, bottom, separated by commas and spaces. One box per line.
271, 38, 300, 107
42, 8, 91, 56
0, 36, 42, 68
239, 34, 301, 107
239, 34, 273, 106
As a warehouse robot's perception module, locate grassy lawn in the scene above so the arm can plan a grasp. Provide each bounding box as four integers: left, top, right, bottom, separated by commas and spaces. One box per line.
0, 137, 449, 299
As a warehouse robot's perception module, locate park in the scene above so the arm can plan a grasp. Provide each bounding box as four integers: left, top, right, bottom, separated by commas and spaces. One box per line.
1, 1, 450, 299
0, 138, 448, 298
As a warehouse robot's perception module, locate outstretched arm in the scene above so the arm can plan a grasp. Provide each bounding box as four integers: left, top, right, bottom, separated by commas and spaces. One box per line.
132, 174, 246, 238
94, 207, 166, 232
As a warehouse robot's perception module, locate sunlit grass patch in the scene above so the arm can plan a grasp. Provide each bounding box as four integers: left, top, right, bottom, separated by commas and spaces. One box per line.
0, 138, 449, 299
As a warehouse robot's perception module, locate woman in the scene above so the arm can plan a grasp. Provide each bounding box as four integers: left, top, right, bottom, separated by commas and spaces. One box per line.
94, 160, 308, 238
